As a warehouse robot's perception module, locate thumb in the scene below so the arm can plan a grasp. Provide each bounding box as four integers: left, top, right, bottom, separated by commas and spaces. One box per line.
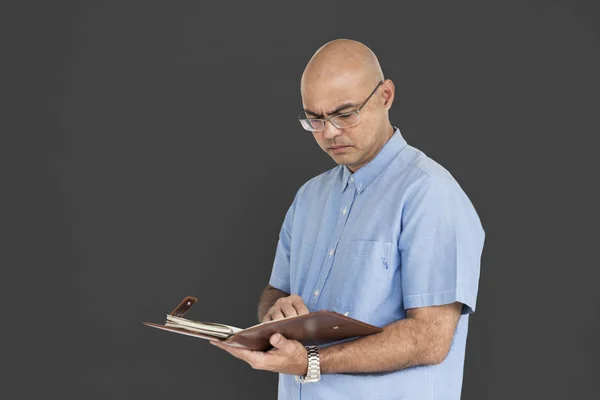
270, 333, 295, 352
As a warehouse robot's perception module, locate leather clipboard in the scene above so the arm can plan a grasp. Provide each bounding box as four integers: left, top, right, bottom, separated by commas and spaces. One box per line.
143, 296, 383, 351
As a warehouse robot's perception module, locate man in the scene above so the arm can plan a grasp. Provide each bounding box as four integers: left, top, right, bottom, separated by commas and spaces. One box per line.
211, 39, 485, 400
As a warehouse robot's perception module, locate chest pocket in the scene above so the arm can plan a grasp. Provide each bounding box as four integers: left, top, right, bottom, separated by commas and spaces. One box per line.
347, 240, 392, 264
330, 240, 393, 313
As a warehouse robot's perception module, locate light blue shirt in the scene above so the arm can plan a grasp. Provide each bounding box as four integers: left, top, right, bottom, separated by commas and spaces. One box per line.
269, 128, 485, 400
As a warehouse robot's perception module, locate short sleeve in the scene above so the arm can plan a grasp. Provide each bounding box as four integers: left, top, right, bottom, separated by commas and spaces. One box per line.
399, 174, 485, 315
268, 189, 301, 294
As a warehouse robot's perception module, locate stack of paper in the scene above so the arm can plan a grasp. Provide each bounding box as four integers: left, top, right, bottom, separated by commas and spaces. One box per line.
165, 314, 244, 339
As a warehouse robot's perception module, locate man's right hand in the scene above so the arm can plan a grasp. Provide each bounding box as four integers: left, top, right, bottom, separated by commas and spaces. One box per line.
262, 294, 309, 322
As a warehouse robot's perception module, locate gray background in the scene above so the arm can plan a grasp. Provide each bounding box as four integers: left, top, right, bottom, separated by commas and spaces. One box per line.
12, 0, 600, 399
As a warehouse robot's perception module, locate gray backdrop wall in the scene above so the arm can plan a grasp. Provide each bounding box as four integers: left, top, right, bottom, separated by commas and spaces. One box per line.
12, 1, 600, 399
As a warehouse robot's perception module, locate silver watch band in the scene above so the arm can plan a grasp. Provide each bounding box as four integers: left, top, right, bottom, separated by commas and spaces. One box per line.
299, 345, 321, 383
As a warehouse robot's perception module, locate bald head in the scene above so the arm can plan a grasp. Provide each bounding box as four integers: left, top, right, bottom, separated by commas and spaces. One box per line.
301, 39, 384, 97
299, 39, 395, 173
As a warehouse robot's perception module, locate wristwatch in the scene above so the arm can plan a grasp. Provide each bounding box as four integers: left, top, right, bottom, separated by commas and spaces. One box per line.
299, 345, 321, 383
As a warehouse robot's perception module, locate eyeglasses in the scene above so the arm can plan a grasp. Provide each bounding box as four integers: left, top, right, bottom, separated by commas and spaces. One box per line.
298, 80, 384, 132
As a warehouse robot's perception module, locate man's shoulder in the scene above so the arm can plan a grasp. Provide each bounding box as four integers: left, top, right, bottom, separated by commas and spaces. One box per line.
394, 144, 457, 186
392, 144, 474, 208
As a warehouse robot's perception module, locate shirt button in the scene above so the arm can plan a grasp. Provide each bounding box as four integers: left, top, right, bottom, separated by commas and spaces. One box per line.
349, 177, 354, 182
342, 207, 347, 215
314, 289, 320, 297
295, 376, 300, 382
329, 248, 334, 257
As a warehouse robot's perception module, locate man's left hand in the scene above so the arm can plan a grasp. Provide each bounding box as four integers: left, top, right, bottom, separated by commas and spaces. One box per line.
210, 333, 308, 375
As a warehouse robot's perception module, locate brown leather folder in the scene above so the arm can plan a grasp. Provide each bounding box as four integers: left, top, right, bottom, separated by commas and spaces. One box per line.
143, 296, 383, 351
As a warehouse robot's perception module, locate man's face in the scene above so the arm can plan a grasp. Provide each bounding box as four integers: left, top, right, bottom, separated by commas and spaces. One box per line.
301, 78, 386, 172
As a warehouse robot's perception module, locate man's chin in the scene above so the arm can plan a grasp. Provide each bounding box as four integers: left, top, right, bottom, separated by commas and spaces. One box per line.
330, 153, 350, 161
326, 147, 360, 166
331, 155, 357, 167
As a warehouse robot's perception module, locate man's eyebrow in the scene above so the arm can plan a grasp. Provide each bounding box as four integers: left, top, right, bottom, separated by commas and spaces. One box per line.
303, 102, 359, 118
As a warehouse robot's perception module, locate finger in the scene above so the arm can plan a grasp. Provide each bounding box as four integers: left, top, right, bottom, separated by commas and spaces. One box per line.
262, 309, 273, 322
291, 298, 310, 315
210, 341, 265, 366
271, 309, 285, 321
263, 303, 279, 322
210, 341, 246, 358
280, 303, 299, 318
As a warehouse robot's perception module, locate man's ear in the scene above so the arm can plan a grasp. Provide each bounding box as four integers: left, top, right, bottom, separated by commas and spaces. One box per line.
382, 80, 395, 110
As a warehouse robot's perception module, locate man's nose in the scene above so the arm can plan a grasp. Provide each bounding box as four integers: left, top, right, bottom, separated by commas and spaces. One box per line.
323, 120, 343, 140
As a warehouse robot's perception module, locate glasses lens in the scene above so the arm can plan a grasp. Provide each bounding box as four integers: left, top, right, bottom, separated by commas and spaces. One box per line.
331, 112, 360, 129
299, 119, 324, 131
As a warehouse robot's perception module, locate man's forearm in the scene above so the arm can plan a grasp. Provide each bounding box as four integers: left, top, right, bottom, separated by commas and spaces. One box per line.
319, 317, 446, 374
257, 285, 289, 322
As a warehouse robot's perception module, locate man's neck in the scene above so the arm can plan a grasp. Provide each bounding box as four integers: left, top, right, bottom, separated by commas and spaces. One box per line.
348, 124, 395, 173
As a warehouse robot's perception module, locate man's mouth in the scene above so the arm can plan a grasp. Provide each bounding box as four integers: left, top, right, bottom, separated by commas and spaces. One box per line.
329, 145, 350, 153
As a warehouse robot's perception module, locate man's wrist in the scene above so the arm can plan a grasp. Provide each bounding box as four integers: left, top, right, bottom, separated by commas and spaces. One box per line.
299, 345, 321, 383
301, 346, 309, 375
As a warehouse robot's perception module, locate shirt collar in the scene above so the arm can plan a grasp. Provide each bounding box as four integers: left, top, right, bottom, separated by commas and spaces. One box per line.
341, 127, 407, 194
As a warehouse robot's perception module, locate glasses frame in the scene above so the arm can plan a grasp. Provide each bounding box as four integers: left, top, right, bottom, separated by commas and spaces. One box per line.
298, 80, 385, 132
